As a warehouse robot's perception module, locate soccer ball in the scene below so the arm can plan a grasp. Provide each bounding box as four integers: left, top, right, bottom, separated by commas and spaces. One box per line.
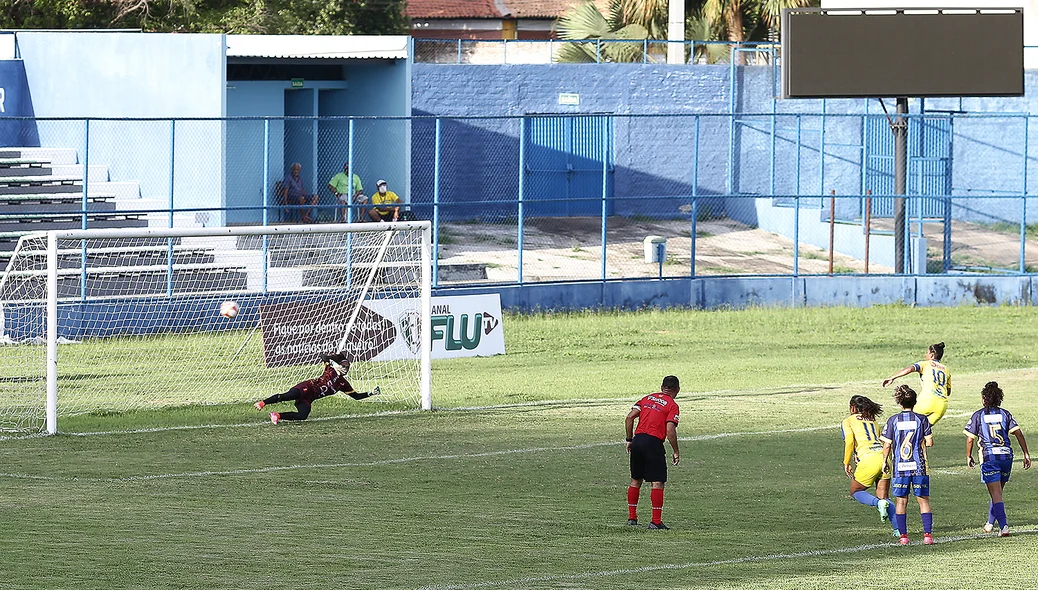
219, 301, 239, 319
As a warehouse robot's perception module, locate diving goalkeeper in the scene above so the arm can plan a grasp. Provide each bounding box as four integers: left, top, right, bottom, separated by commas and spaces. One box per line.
253, 352, 379, 424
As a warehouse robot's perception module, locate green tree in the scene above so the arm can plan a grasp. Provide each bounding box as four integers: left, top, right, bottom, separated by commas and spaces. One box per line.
0, 0, 408, 34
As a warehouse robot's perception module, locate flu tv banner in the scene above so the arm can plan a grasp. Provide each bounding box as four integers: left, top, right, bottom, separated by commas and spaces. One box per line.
364, 293, 505, 360
427, 293, 505, 359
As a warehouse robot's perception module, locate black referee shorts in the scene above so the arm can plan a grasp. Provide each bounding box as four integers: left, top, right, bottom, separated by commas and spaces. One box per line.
629, 433, 667, 483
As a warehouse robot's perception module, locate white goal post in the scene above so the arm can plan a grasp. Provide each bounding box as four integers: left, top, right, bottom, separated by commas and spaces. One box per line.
0, 222, 432, 435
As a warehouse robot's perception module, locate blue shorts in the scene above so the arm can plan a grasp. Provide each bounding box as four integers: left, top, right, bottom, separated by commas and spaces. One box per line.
892, 475, 930, 498
980, 458, 1013, 485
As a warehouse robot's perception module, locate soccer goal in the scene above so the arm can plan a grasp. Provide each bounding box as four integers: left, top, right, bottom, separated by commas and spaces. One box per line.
0, 222, 432, 434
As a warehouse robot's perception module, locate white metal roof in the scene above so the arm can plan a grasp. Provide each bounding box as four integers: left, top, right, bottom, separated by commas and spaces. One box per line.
225, 35, 408, 59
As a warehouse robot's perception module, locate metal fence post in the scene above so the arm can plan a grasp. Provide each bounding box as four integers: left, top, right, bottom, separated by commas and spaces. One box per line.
263, 119, 270, 226
262, 118, 270, 294
793, 193, 800, 306
433, 118, 441, 287
601, 116, 609, 282
81, 119, 90, 232
80, 119, 90, 302
1022, 116, 1030, 273
691, 116, 700, 279
167, 119, 176, 297
347, 119, 355, 223
518, 117, 526, 285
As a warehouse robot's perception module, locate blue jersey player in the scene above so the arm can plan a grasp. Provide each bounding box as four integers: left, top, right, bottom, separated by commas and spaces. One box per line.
880, 384, 935, 546
964, 381, 1032, 537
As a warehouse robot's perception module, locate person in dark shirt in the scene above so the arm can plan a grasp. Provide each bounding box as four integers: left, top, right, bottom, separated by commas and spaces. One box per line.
254, 352, 378, 423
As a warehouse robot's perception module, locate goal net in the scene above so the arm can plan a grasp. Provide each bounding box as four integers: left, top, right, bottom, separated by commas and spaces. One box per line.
0, 222, 432, 434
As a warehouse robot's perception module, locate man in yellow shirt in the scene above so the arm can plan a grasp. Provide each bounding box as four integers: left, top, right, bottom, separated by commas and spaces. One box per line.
368, 179, 401, 222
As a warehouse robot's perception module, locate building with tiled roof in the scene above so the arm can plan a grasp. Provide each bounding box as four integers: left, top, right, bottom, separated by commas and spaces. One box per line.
408, 0, 612, 40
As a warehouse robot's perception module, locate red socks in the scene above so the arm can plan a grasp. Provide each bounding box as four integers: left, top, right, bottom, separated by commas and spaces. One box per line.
627, 486, 640, 520
650, 488, 664, 524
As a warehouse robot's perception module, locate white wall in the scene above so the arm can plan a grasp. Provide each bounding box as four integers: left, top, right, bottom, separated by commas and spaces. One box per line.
16, 32, 226, 213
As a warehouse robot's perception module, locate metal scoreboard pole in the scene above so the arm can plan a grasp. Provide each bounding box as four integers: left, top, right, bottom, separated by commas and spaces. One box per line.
893, 97, 908, 274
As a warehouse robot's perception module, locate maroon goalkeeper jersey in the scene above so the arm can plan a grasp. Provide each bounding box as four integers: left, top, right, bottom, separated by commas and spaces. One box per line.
297, 364, 351, 404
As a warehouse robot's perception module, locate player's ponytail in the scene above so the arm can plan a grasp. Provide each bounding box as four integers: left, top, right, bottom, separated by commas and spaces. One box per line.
981, 381, 1003, 409
929, 341, 945, 361
851, 395, 883, 421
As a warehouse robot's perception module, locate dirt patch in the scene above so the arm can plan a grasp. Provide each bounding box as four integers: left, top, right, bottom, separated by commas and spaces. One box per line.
437, 217, 892, 283
435, 215, 1034, 283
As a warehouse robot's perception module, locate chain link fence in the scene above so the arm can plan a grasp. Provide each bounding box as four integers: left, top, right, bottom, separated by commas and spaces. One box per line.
2, 112, 1037, 286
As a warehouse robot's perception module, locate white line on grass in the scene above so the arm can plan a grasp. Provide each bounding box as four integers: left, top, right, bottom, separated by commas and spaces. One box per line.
416, 528, 1038, 590
0, 424, 841, 482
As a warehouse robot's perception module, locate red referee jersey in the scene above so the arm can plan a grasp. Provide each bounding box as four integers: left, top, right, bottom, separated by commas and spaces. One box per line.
633, 392, 679, 440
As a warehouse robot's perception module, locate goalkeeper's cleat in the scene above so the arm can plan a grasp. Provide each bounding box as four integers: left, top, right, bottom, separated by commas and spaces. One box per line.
254, 400, 265, 411
647, 522, 669, 531
626, 519, 638, 526
899, 534, 910, 546
270, 412, 281, 425
877, 499, 891, 522
370, 386, 381, 397
983, 522, 995, 534
999, 526, 1011, 537
923, 533, 934, 545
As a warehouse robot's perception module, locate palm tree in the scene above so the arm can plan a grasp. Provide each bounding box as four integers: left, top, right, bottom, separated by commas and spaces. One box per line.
556, 0, 651, 63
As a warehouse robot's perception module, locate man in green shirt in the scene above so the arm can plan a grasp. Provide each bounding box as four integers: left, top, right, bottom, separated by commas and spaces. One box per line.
328, 162, 364, 222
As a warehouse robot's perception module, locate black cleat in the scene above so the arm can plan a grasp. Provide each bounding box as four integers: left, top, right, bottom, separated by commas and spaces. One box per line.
627, 519, 638, 526
648, 522, 670, 530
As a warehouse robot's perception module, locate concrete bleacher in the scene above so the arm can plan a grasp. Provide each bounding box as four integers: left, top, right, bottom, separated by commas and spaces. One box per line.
0, 148, 247, 298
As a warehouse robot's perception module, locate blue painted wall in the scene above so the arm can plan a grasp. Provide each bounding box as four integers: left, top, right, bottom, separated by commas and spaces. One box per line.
16, 32, 225, 214
412, 63, 1038, 230
0, 59, 39, 147
439, 275, 1034, 312
225, 60, 410, 224
412, 64, 734, 221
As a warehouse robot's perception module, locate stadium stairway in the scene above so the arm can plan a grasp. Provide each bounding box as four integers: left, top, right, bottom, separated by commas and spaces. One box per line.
0, 148, 247, 297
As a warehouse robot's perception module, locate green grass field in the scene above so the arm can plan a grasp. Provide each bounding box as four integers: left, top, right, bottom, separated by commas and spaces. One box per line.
2, 305, 1038, 589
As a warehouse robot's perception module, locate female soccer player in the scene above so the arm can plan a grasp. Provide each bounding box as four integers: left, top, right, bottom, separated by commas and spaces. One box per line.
882, 342, 951, 425
881, 384, 935, 546
253, 353, 379, 423
842, 395, 897, 531
964, 381, 1032, 537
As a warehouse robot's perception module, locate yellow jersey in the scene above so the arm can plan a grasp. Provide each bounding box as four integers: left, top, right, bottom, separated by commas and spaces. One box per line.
841, 413, 883, 465
912, 359, 951, 402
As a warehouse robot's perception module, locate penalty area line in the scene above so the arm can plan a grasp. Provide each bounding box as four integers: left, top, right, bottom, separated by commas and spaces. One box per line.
417, 528, 1038, 590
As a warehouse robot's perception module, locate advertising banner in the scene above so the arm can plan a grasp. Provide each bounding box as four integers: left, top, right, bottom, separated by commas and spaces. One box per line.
258, 293, 504, 368
427, 293, 505, 359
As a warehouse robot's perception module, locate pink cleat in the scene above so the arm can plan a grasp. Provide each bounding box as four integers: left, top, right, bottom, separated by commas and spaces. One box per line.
270, 412, 281, 424
899, 535, 910, 546
999, 526, 1011, 537
923, 533, 934, 545
254, 400, 265, 411
984, 523, 995, 534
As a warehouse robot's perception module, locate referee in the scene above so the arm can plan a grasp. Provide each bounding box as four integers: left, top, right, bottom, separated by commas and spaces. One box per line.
624, 375, 680, 530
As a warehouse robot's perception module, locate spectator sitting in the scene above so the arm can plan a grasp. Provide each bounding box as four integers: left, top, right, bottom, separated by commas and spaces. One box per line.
280, 162, 317, 223
368, 179, 402, 222
328, 162, 364, 222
